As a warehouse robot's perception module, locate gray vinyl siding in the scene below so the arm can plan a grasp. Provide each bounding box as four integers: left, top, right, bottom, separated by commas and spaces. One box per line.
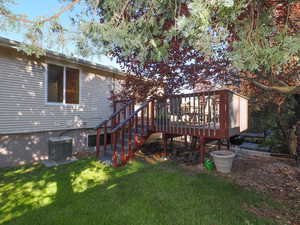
0, 51, 118, 134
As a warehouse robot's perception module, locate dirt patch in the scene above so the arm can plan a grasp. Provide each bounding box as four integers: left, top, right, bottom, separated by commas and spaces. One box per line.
231, 157, 300, 200
229, 156, 300, 225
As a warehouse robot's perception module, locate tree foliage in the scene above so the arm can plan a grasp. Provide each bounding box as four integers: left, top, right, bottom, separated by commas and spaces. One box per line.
0, 0, 299, 96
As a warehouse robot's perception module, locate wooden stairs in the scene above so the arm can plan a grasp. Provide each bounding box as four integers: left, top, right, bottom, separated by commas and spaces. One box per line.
96, 100, 154, 167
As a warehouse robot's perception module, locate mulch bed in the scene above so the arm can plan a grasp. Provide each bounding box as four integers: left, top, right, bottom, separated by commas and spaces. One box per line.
228, 156, 300, 225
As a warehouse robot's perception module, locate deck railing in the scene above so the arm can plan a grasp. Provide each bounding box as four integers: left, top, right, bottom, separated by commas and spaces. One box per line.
155, 90, 228, 138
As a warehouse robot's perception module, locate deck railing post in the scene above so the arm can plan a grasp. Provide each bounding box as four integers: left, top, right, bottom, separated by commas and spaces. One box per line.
219, 90, 228, 138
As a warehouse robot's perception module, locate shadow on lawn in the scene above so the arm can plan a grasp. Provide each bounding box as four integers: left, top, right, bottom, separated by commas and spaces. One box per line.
0, 159, 276, 225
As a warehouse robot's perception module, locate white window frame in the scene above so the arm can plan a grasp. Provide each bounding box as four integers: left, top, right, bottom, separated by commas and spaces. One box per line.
45, 63, 81, 105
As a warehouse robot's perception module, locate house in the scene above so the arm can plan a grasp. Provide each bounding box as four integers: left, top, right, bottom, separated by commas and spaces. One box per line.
0, 37, 249, 168
0, 37, 124, 167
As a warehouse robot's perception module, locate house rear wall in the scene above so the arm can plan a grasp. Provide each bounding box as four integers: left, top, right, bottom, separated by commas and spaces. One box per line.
0, 46, 120, 134
0, 46, 122, 167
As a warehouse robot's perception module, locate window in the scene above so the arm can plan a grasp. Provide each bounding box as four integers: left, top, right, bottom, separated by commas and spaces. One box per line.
88, 134, 111, 147
66, 68, 80, 104
47, 64, 64, 103
47, 64, 80, 104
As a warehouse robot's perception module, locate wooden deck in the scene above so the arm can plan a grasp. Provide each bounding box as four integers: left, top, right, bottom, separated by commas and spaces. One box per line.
96, 89, 248, 167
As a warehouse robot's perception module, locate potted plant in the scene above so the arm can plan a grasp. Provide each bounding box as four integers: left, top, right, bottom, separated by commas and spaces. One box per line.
210, 150, 236, 173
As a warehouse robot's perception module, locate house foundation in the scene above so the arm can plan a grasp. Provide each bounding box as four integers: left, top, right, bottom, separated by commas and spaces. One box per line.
0, 129, 97, 167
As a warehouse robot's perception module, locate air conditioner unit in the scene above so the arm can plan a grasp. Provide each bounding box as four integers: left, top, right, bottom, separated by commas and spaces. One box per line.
48, 136, 73, 161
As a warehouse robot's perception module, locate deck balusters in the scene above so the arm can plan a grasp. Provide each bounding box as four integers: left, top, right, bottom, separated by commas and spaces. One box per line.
128, 118, 132, 160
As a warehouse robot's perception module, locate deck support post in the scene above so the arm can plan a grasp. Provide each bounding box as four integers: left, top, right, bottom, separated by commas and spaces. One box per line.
199, 136, 205, 165
163, 133, 168, 158
184, 135, 188, 148
217, 139, 221, 150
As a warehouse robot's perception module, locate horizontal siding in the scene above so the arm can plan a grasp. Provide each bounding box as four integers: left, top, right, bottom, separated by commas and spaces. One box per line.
0, 51, 118, 134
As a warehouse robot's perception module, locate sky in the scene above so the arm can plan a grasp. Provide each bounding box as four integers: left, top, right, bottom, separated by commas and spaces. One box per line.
0, 0, 120, 69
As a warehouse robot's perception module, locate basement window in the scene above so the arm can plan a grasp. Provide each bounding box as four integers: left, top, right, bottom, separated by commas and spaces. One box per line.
47, 64, 80, 104
88, 134, 112, 147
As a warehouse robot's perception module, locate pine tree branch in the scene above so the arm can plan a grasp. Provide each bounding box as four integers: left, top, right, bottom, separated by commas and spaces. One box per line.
239, 73, 300, 94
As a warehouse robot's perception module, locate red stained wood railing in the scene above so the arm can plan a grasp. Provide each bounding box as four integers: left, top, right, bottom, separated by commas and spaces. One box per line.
96, 100, 134, 158
110, 100, 153, 166
155, 90, 224, 138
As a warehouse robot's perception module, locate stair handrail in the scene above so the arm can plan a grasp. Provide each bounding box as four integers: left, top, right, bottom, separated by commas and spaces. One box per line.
96, 99, 134, 158
96, 99, 134, 129
111, 100, 153, 133
108, 99, 154, 167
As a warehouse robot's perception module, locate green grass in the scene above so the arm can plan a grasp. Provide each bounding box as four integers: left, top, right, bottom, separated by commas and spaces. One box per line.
0, 159, 277, 225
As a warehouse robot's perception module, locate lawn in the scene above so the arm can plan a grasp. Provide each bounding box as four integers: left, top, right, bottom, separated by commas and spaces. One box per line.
0, 159, 277, 225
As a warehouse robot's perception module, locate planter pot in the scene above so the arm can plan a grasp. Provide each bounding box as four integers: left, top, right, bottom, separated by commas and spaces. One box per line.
211, 150, 236, 173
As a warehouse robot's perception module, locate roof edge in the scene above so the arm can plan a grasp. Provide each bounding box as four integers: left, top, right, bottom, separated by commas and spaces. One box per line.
0, 36, 125, 78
